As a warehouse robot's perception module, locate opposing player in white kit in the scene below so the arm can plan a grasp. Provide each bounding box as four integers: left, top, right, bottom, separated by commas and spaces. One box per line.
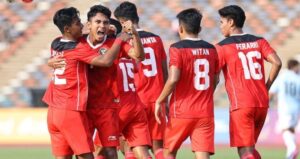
270, 59, 300, 159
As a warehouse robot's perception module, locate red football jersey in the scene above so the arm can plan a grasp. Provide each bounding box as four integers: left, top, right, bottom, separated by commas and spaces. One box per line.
134, 30, 167, 104
86, 35, 131, 109
43, 37, 99, 111
169, 39, 218, 118
117, 58, 143, 111
215, 34, 275, 111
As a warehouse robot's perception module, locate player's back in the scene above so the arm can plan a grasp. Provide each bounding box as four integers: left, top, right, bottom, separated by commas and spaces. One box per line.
271, 70, 300, 108
134, 30, 167, 104
216, 34, 275, 111
43, 37, 98, 111
117, 58, 144, 111
169, 39, 218, 118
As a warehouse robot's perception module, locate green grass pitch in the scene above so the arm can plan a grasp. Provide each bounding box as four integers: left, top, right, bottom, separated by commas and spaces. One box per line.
0, 145, 286, 159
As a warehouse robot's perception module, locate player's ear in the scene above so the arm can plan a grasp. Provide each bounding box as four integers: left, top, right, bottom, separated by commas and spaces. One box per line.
86, 21, 91, 30
179, 25, 184, 34
64, 25, 70, 33
228, 18, 235, 28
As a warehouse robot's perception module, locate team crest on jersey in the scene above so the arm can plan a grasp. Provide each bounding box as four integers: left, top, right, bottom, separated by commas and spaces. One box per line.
99, 48, 107, 55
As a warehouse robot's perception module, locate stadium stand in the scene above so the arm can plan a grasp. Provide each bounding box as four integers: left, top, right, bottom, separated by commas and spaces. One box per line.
1, 0, 300, 107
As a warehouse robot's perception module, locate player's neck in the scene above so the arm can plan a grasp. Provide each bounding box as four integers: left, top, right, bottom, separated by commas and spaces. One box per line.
89, 34, 105, 45
62, 34, 77, 42
181, 33, 198, 39
230, 27, 243, 36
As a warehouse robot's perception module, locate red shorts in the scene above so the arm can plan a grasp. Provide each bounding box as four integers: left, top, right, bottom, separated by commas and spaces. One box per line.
164, 117, 214, 153
47, 106, 94, 156
87, 107, 119, 147
230, 107, 268, 147
145, 103, 166, 140
119, 102, 152, 147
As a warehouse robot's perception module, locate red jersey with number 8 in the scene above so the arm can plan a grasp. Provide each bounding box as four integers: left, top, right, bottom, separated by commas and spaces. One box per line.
215, 34, 275, 111
134, 30, 167, 105
43, 37, 99, 111
169, 39, 218, 118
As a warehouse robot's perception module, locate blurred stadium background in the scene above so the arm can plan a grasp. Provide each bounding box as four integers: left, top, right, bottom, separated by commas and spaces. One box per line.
0, 0, 300, 158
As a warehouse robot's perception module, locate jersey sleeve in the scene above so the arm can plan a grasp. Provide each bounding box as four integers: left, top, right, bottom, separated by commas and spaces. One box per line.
259, 38, 276, 60
169, 47, 182, 69
215, 44, 225, 73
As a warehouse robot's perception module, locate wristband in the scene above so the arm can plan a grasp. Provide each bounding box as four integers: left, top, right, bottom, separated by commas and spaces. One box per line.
114, 38, 123, 46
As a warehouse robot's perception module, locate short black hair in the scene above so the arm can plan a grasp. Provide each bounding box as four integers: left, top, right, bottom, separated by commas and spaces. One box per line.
114, 1, 139, 23
287, 59, 299, 70
87, 5, 111, 21
176, 8, 202, 34
53, 7, 80, 34
218, 5, 246, 28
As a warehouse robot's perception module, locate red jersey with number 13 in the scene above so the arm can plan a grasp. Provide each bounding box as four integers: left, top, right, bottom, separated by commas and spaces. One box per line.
169, 39, 218, 118
215, 34, 275, 111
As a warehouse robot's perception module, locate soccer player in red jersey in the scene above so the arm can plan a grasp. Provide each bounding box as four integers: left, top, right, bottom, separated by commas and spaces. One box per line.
114, 2, 168, 159
84, 5, 145, 159
215, 5, 282, 159
94, 57, 152, 159
43, 7, 131, 159
155, 8, 218, 159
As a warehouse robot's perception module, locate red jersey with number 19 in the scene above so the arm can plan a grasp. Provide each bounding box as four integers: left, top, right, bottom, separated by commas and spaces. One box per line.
215, 34, 275, 111
169, 39, 218, 118
134, 30, 167, 104
43, 37, 99, 111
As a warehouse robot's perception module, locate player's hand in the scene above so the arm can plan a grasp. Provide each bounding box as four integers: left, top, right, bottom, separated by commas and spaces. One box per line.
48, 55, 66, 69
154, 101, 164, 124
117, 32, 132, 42
121, 20, 138, 36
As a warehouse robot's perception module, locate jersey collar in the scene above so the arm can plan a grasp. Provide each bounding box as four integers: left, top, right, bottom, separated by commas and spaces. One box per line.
230, 33, 247, 36
184, 37, 201, 41
86, 34, 107, 49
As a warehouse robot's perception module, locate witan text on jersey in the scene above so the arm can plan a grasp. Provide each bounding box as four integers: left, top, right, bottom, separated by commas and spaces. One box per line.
141, 37, 157, 45
192, 48, 209, 55
236, 42, 258, 50
51, 50, 64, 57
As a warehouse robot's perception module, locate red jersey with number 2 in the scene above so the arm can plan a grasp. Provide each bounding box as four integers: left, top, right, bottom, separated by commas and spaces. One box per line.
169, 39, 218, 118
215, 34, 275, 111
43, 37, 99, 111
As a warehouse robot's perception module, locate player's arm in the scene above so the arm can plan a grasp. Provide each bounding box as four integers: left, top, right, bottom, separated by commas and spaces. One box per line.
155, 66, 180, 124
162, 59, 168, 83
123, 21, 145, 61
48, 55, 65, 69
265, 53, 282, 90
90, 32, 131, 67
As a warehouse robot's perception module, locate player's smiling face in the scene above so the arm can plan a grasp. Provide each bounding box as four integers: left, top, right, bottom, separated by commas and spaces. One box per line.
87, 13, 110, 43
220, 17, 231, 37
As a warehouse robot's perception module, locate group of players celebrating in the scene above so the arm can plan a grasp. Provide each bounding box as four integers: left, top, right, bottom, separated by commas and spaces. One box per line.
43, 1, 282, 159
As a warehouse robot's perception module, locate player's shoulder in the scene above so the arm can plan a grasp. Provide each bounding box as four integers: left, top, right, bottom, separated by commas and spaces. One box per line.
51, 36, 79, 52
170, 39, 215, 49
138, 30, 160, 39
217, 34, 264, 46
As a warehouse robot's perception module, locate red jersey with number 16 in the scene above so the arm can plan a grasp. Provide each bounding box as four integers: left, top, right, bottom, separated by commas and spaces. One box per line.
215, 34, 275, 111
169, 39, 218, 118
134, 30, 167, 105
43, 37, 99, 111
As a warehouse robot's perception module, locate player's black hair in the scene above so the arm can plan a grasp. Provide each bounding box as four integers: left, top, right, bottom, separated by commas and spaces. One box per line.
287, 59, 299, 70
114, 1, 139, 23
110, 18, 122, 35
87, 5, 111, 21
176, 8, 202, 34
53, 7, 80, 34
218, 5, 246, 28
